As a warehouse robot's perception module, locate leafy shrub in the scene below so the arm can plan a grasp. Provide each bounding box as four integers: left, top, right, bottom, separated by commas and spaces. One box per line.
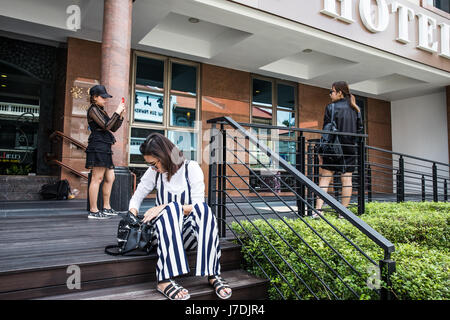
389, 243, 449, 300
231, 202, 450, 300
350, 202, 450, 249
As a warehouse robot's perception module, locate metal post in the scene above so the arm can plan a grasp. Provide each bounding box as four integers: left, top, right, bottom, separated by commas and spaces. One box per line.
379, 254, 396, 300
358, 139, 366, 215
444, 179, 448, 202
422, 175, 426, 202
432, 163, 438, 202
208, 124, 218, 217
220, 127, 227, 237
313, 143, 319, 209
397, 156, 404, 202
367, 165, 372, 203
296, 133, 306, 217
306, 143, 314, 216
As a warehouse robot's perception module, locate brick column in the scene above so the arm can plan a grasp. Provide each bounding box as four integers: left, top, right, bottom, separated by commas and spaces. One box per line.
89, 0, 133, 211
101, 0, 132, 166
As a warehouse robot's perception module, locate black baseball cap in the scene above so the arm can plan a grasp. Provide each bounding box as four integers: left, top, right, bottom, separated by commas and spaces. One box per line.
89, 85, 113, 98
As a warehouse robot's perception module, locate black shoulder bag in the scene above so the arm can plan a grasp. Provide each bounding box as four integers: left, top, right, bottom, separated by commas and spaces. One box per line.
318, 103, 344, 163
105, 211, 156, 256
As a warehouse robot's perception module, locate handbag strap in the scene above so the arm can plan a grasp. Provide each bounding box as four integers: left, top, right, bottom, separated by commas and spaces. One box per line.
105, 245, 122, 256
185, 160, 191, 204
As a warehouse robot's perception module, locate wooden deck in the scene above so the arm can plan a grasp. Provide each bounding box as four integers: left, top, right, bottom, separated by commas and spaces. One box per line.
0, 200, 268, 300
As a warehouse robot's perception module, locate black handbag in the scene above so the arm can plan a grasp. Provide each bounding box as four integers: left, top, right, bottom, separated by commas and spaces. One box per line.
105, 211, 156, 256
318, 103, 344, 163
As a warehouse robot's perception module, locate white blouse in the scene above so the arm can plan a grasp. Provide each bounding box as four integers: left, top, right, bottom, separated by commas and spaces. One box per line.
128, 160, 205, 212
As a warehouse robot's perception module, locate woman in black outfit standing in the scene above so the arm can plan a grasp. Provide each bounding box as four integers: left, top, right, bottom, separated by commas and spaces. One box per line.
85, 85, 125, 220
314, 81, 363, 218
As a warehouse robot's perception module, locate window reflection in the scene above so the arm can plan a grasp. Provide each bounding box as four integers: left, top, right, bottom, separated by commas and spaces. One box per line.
131, 55, 199, 166
168, 130, 197, 161
134, 90, 164, 124
171, 63, 197, 95
130, 128, 164, 164
253, 79, 272, 106
277, 83, 295, 110
170, 95, 196, 128
136, 56, 164, 90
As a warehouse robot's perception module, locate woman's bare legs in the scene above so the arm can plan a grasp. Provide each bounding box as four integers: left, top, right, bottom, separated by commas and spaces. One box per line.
89, 167, 106, 212
102, 168, 115, 210
315, 168, 334, 211
340, 172, 353, 208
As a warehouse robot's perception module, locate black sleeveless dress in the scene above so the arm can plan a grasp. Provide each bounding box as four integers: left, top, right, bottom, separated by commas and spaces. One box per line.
85, 104, 123, 169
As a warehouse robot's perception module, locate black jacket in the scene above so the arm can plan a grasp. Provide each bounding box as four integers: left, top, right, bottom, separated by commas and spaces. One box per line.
86, 104, 123, 152
323, 98, 363, 144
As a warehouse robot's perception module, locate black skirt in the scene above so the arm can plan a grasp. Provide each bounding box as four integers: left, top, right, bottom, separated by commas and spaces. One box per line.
85, 141, 114, 169
321, 144, 357, 173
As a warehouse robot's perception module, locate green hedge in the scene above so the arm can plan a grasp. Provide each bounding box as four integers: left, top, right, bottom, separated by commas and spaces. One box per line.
349, 202, 449, 249
231, 202, 450, 300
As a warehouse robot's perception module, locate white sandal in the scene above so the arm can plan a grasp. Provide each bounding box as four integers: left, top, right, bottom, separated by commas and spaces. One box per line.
157, 279, 190, 300
208, 275, 232, 299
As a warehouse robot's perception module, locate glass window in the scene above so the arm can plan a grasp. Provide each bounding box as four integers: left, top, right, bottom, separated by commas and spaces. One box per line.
168, 130, 197, 161
277, 140, 296, 165
171, 63, 197, 95
130, 54, 199, 167
129, 128, 164, 165
277, 83, 296, 130
277, 83, 295, 110
434, 0, 449, 13
170, 95, 196, 128
133, 90, 164, 124
252, 79, 296, 128
136, 56, 164, 91
252, 106, 272, 126
250, 77, 297, 174
252, 79, 272, 107
277, 110, 295, 128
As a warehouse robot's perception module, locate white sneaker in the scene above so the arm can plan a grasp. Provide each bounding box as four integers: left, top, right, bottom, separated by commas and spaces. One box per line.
88, 211, 112, 220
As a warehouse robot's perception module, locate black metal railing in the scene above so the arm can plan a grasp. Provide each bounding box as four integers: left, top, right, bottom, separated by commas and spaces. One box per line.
366, 146, 449, 203
230, 121, 448, 213
207, 116, 395, 300
235, 121, 369, 215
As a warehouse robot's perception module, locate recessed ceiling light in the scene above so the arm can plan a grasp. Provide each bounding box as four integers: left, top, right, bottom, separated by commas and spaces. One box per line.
302, 49, 313, 53
188, 17, 200, 23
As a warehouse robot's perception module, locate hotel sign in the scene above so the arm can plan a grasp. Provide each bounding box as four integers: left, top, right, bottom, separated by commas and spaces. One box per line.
229, 0, 450, 71
321, 0, 449, 57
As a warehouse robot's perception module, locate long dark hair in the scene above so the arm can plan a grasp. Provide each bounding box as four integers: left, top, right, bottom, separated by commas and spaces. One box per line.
332, 81, 360, 113
139, 132, 185, 181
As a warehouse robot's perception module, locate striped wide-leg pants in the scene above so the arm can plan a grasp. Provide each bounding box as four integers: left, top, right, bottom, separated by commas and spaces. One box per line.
153, 202, 221, 282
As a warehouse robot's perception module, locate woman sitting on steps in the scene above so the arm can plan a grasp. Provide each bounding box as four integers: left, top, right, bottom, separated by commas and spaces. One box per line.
128, 133, 232, 300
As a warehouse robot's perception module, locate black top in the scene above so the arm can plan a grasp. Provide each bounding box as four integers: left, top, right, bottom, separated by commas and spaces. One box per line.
86, 104, 123, 151
323, 98, 363, 144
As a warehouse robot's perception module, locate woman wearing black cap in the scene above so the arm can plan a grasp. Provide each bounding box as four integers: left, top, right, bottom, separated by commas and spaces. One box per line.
86, 85, 125, 220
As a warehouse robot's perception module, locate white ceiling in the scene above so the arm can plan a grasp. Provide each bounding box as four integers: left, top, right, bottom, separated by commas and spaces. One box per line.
0, 0, 449, 101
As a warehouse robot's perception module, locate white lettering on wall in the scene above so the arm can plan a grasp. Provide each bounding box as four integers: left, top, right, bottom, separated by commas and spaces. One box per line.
417, 13, 438, 53
359, 0, 390, 33
439, 23, 450, 59
320, 0, 354, 23
319, 0, 449, 60
391, 2, 415, 44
